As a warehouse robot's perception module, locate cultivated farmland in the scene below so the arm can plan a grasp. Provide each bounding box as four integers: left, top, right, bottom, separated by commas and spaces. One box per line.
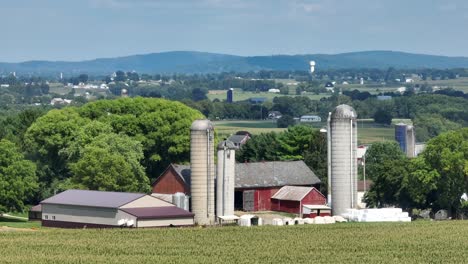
1, 221, 468, 263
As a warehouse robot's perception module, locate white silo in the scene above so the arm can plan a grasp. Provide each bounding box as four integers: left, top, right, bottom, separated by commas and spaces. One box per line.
190, 119, 215, 225
216, 140, 236, 220
329, 104, 358, 216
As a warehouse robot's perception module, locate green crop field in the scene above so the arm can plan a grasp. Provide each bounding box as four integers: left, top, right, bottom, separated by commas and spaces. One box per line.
214, 120, 398, 144
1, 221, 468, 263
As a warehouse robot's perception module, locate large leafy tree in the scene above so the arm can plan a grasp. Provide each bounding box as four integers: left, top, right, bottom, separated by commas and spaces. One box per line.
0, 139, 37, 212
70, 134, 149, 193
421, 128, 468, 213
25, 98, 203, 197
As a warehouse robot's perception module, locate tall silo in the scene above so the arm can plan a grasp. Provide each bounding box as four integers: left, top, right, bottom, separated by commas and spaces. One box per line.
405, 125, 415, 158
216, 140, 236, 219
329, 104, 358, 216
227, 88, 233, 103
190, 119, 215, 225
395, 123, 407, 153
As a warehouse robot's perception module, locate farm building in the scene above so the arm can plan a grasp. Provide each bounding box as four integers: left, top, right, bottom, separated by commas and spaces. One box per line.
152, 160, 321, 212
40, 189, 194, 228
28, 204, 42, 220
152, 164, 191, 195
271, 186, 328, 217
227, 134, 251, 149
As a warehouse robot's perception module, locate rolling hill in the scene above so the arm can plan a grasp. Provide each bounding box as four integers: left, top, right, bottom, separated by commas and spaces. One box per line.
2, 50, 468, 75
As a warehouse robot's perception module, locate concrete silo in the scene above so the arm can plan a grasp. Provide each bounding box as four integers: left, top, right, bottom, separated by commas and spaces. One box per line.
190, 119, 215, 225
329, 104, 358, 216
216, 140, 236, 220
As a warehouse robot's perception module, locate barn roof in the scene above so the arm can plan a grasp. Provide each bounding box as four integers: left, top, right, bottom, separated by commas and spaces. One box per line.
227, 134, 249, 144
271, 186, 319, 201
171, 164, 191, 185
156, 160, 320, 189
235, 161, 320, 188
120, 207, 194, 219
40, 189, 145, 209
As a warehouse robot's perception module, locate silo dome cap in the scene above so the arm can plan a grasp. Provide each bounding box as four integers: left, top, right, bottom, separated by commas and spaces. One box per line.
191, 119, 214, 131
217, 140, 236, 150
331, 104, 357, 119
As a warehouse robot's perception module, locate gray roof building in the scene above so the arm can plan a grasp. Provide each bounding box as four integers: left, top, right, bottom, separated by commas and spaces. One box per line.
155, 160, 320, 190
40, 189, 194, 228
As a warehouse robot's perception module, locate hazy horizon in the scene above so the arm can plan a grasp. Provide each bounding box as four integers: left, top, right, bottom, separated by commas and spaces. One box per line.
2, 0, 468, 62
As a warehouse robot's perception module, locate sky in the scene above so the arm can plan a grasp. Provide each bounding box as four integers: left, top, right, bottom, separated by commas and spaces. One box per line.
1, 0, 468, 62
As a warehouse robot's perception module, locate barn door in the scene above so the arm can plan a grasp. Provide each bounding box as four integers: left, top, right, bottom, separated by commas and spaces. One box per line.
243, 190, 255, 211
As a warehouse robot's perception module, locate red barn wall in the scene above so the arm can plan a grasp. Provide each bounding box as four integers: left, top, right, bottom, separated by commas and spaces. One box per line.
302, 189, 326, 205
254, 188, 280, 211
151, 168, 188, 194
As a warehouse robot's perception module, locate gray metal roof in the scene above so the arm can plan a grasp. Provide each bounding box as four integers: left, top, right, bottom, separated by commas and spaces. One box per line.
228, 134, 248, 144
172, 164, 191, 186
235, 160, 321, 188
40, 189, 145, 208
166, 160, 320, 189
271, 186, 317, 201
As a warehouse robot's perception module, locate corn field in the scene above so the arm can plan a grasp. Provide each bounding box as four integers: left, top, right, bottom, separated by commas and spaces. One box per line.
1, 221, 468, 263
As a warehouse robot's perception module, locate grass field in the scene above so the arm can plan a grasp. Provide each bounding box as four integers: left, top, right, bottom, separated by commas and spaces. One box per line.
415, 77, 468, 93
214, 120, 397, 144
1, 221, 468, 263
207, 89, 329, 102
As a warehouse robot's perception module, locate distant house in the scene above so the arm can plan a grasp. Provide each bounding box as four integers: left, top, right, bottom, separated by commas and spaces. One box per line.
227, 134, 251, 149
50, 98, 72, 105
299, 115, 321, 122
152, 160, 321, 212
325, 82, 335, 92
268, 111, 282, 119
40, 189, 194, 228
268, 89, 280, 93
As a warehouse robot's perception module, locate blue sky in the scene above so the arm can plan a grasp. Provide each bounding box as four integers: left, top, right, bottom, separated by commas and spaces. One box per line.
1, 0, 468, 62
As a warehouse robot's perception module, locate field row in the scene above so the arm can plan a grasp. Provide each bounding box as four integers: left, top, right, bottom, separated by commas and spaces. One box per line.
1, 221, 468, 263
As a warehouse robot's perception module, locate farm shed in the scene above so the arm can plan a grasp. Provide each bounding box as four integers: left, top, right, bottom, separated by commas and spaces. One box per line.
151, 161, 321, 212
40, 189, 194, 228
28, 204, 42, 220
271, 186, 327, 216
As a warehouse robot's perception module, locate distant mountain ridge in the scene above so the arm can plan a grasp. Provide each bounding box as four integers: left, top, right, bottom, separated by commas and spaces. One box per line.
2, 50, 468, 75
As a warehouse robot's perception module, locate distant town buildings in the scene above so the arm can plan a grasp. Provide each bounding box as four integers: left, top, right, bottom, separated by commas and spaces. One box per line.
300, 115, 322, 122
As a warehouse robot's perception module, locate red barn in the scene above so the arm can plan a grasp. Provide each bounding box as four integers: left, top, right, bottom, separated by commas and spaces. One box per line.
271, 186, 329, 217
151, 164, 191, 195
151, 161, 321, 213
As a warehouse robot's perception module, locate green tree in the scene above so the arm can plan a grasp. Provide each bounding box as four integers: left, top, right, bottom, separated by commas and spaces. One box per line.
276, 115, 295, 128
70, 134, 149, 193
0, 139, 37, 212
420, 128, 468, 213
365, 141, 406, 181
373, 109, 392, 125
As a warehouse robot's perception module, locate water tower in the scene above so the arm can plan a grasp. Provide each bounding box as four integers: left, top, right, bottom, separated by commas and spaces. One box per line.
309, 61, 316, 74
190, 119, 215, 225
328, 104, 358, 216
